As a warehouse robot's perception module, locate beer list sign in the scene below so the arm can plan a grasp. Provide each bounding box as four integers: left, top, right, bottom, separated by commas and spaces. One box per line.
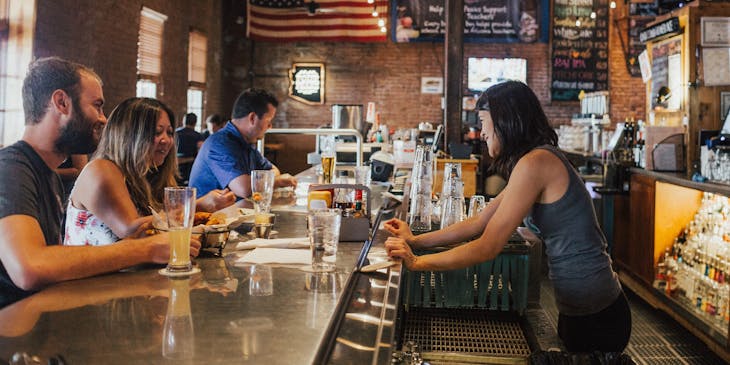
551, 0, 609, 101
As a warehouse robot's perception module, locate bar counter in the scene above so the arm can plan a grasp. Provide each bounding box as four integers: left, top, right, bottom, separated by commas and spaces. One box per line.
0, 171, 401, 364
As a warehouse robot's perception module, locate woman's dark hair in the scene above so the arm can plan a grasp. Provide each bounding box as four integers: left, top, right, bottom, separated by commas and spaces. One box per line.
476, 81, 557, 179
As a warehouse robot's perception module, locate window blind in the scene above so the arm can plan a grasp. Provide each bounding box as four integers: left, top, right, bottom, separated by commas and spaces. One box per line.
188, 30, 207, 84
137, 7, 167, 77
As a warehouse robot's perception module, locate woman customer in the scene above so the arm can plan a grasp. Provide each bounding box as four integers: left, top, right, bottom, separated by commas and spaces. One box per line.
384, 81, 631, 353
65, 98, 235, 246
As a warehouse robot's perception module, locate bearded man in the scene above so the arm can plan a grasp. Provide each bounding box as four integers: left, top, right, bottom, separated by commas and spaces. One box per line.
0, 57, 182, 308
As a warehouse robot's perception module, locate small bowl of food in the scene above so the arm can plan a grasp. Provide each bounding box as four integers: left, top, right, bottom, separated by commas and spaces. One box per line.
193, 212, 232, 255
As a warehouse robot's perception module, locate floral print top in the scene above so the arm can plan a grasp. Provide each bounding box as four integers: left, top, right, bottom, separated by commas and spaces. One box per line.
64, 202, 119, 246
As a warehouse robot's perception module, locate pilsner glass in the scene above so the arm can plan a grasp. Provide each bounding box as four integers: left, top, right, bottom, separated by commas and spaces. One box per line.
251, 170, 275, 214
320, 135, 336, 184
164, 187, 196, 273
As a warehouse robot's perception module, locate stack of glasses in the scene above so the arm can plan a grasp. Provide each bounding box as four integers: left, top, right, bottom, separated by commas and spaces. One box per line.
439, 162, 466, 229
408, 145, 434, 233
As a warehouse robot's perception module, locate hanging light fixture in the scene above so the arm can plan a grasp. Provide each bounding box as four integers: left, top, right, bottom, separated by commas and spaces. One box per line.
367, 0, 374, 3
378, 18, 385, 27
590, 11, 596, 19
610, 1, 616, 9
380, 26, 387, 33
372, 10, 378, 17
575, 18, 581, 27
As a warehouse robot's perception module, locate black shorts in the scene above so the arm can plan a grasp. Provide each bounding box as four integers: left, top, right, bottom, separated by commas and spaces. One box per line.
557, 291, 632, 353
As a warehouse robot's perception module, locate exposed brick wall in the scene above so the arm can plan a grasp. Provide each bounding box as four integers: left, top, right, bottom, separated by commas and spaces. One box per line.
30, 0, 647, 175
221, 2, 646, 173
609, 1, 647, 122
33, 0, 222, 130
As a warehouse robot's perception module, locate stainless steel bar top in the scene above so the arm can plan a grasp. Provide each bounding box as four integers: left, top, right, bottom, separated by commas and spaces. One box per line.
0, 168, 398, 364
0, 210, 366, 364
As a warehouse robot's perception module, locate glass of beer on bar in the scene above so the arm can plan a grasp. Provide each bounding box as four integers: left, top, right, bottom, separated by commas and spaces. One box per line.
163, 187, 196, 273
320, 135, 336, 184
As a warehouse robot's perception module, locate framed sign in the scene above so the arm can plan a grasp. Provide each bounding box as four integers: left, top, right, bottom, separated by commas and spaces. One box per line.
421, 77, 443, 94
702, 17, 730, 47
288, 63, 325, 105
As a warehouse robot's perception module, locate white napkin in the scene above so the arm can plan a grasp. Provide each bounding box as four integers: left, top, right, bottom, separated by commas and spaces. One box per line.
234, 248, 312, 265
235, 237, 310, 250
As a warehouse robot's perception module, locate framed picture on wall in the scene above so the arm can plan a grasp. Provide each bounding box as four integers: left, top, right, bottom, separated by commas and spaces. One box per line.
288, 63, 325, 105
721, 91, 730, 122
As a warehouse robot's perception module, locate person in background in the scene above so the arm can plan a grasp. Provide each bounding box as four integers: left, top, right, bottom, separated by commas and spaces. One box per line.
384, 81, 631, 353
55, 154, 89, 202
202, 113, 225, 140
65, 98, 235, 247
175, 113, 204, 184
189, 88, 297, 199
0, 57, 194, 309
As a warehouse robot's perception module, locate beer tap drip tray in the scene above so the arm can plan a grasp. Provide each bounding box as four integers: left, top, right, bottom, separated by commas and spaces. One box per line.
399, 307, 531, 363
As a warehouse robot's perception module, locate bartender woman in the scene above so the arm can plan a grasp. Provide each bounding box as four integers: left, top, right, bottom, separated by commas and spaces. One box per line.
384, 81, 631, 353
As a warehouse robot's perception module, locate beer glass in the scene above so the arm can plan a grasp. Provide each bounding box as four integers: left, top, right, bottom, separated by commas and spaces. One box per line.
164, 187, 196, 273
251, 169, 275, 214
320, 135, 336, 184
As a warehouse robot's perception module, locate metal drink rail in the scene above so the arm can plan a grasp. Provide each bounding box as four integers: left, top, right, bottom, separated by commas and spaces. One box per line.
257, 128, 364, 167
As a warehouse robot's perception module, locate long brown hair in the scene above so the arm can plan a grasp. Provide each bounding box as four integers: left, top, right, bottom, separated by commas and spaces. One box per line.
94, 98, 178, 214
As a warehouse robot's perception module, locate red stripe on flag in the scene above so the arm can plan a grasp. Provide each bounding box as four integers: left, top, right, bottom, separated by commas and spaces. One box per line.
247, 0, 388, 43
248, 34, 387, 42
250, 21, 381, 32
249, 10, 379, 20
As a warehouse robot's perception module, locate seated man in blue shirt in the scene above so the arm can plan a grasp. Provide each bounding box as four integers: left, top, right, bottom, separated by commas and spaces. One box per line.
189, 88, 297, 198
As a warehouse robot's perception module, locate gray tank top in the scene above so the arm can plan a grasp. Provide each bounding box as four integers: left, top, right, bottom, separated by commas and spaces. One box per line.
524, 145, 621, 315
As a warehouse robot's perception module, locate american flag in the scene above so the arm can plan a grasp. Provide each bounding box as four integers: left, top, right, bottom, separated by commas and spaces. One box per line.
247, 0, 388, 42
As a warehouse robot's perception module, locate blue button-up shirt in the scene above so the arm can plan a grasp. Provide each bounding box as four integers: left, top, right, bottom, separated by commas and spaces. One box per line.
189, 121, 272, 197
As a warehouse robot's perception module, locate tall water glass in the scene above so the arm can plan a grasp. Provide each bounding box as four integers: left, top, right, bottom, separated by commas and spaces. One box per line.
307, 208, 341, 272
251, 169, 275, 214
468, 195, 487, 218
408, 145, 434, 232
164, 187, 196, 273
440, 196, 465, 229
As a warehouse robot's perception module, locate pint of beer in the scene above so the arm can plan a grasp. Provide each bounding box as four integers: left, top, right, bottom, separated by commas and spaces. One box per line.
321, 155, 335, 184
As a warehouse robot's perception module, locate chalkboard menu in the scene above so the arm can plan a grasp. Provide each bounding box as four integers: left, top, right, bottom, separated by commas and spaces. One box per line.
288, 63, 325, 105
550, 0, 609, 101
393, 0, 549, 43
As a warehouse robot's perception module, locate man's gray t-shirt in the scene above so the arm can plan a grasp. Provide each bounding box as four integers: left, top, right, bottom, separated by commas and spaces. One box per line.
0, 141, 64, 308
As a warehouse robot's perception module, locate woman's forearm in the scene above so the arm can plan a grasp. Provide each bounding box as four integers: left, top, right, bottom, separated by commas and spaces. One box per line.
411, 215, 485, 248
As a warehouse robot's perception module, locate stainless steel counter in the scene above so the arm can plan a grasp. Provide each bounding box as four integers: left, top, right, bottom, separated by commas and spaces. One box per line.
0, 168, 402, 364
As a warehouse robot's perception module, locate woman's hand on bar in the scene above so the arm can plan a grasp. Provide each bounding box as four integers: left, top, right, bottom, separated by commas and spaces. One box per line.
383, 218, 416, 246
384, 237, 418, 270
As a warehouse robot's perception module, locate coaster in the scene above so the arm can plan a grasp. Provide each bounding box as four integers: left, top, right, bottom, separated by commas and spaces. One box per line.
299, 265, 335, 273
158, 266, 201, 277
